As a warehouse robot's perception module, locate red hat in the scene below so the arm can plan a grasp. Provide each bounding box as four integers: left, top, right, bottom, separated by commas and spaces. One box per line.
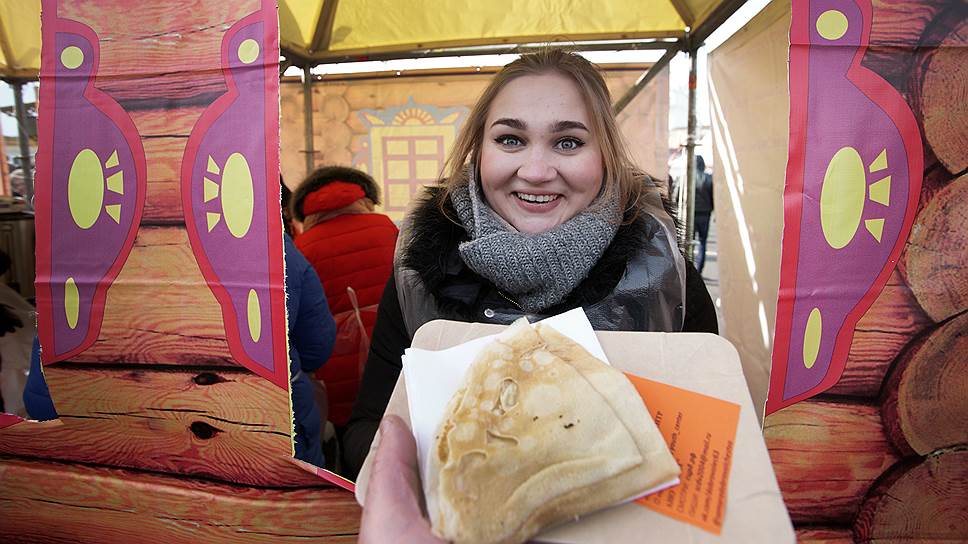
302, 181, 366, 215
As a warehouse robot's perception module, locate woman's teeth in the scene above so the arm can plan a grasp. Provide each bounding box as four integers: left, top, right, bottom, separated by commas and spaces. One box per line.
515, 192, 559, 203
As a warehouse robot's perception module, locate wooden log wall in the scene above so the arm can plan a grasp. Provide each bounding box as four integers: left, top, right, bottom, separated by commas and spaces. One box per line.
0, 456, 360, 544
0, 2, 361, 542
767, 2, 968, 541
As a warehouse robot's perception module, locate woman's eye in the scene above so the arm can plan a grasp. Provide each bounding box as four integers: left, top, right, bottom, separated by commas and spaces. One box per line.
495, 135, 524, 147
556, 137, 584, 151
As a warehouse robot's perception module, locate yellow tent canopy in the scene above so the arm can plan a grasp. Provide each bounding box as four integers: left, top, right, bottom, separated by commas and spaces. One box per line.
0, 0, 744, 80
280, 0, 740, 62
0, 1, 40, 81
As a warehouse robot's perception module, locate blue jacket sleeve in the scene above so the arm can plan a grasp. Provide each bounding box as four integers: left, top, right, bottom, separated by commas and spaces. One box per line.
22, 336, 58, 421
292, 262, 336, 373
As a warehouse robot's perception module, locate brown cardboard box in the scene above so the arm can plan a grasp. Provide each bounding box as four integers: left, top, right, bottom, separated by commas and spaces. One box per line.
356, 320, 794, 543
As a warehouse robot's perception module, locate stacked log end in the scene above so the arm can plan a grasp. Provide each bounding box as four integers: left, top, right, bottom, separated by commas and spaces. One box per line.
881, 312, 968, 457
905, 173, 968, 323
853, 450, 968, 543
765, 401, 899, 525
910, 13, 968, 175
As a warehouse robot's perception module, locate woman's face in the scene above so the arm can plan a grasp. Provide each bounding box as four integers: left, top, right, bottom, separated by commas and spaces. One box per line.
479, 72, 604, 234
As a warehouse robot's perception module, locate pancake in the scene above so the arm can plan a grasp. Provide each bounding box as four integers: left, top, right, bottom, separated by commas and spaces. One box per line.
426, 319, 678, 544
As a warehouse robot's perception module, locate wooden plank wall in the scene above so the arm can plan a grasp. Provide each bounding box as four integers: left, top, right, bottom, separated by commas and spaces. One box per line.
0, 2, 361, 541
765, 1, 968, 541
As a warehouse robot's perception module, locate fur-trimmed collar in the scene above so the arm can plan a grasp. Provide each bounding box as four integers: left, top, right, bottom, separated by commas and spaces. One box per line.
400, 187, 656, 318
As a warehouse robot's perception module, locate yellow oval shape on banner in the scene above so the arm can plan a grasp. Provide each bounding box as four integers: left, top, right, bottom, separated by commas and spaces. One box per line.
247, 289, 262, 343
821, 147, 865, 249
803, 308, 822, 369
221, 152, 254, 239
65, 277, 79, 330
68, 149, 105, 230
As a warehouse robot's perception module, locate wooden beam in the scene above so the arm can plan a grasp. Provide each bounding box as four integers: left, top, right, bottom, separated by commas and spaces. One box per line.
612, 45, 680, 115
0, 365, 324, 488
0, 456, 360, 543
668, 0, 696, 27
309, 0, 341, 55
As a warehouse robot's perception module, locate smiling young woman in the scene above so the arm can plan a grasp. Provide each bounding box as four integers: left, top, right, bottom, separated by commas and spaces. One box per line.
341, 49, 718, 478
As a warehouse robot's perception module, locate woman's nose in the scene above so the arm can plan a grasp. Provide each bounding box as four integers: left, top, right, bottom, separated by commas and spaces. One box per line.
516, 150, 556, 183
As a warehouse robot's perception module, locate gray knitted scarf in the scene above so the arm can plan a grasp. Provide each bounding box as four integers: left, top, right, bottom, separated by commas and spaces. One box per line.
450, 174, 621, 313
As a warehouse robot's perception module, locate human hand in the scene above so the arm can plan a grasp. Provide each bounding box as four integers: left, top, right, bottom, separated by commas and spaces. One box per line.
359, 415, 446, 544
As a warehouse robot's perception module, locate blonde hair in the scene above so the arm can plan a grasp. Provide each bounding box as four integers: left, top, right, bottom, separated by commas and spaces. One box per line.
440, 48, 643, 216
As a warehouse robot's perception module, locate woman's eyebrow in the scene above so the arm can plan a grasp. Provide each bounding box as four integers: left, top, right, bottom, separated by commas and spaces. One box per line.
551, 120, 589, 133
491, 118, 526, 130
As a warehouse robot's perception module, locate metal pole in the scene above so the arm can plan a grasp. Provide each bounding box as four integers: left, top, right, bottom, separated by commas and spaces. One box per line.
612, 45, 679, 115
302, 65, 316, 177
12, 81, 34, 208
683, 47, 699, 259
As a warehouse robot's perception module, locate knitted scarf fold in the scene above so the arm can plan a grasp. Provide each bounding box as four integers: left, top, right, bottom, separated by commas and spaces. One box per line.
450, 173, 620, 312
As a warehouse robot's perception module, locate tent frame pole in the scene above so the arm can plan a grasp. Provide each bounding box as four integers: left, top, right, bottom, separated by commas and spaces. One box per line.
612, 44, 680, 115
302, 65, 315, 177
683, 44, 699, 258
12, 81, 34, 208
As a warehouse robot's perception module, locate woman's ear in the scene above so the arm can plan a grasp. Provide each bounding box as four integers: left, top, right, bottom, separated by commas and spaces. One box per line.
363, 197, 376, 211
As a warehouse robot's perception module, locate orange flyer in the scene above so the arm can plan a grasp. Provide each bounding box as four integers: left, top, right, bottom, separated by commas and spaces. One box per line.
626, 373, 741, 535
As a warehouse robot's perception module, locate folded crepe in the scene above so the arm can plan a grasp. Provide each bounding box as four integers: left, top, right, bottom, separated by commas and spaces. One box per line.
426, 319, 679, 544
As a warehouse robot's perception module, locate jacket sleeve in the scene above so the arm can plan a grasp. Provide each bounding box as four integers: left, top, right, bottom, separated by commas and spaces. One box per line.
292, 263, 336, 373
23, 336, 58, 421
341, 272, 410, 479
683, 263, 719, 333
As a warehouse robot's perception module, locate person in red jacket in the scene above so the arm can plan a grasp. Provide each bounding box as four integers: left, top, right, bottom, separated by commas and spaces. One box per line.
290, 166, 398, 431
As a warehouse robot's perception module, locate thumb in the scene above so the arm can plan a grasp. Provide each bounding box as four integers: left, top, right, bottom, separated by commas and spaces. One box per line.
360, 416, 444, 543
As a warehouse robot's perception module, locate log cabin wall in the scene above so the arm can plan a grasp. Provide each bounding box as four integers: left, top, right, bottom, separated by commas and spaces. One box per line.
0, 2, 361, 542
757, 0, 968, 542
278, 67, 671, 222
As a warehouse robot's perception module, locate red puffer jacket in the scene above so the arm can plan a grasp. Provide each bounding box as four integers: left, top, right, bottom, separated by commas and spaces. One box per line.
295, 212, 397, 426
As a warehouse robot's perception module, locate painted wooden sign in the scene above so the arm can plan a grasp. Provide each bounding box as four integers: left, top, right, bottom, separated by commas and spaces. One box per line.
767, 0, 923, 414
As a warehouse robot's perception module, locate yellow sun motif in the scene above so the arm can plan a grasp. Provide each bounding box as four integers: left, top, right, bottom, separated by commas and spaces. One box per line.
68, 148, 125, 230
202, 153, 255, 238
820, 146, 891, 249
807, 146, 891, 368
392, 107, 434, 126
